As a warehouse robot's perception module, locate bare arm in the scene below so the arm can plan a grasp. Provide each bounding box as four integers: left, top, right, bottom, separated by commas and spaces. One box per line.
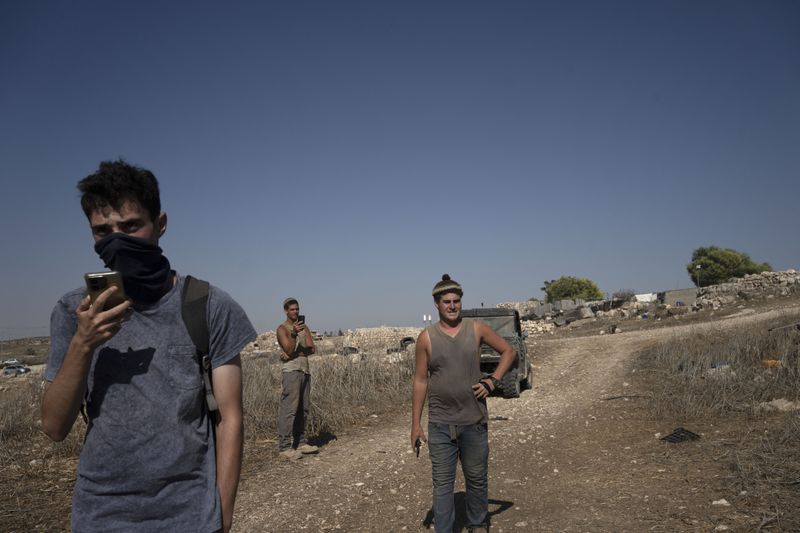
41, 288, 131, 441
302, 324, 315, 354
410, 330, 430, 448
276, 325, 296, 361
471, 320, 517, 399
212, 356, 243, 533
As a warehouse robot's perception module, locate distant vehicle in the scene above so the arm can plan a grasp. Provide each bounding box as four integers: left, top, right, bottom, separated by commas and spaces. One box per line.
461, 308, 532, 398
3, 365, 31, 376
2, 359, 20, 367
341, 346, 359, 356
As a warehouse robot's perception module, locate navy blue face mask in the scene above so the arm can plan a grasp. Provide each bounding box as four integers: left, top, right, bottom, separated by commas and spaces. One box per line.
94, 233, 173, 305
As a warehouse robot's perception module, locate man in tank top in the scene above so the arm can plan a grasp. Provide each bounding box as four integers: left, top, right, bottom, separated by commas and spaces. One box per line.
276, 297, 318, 460
410, 274, 517, 533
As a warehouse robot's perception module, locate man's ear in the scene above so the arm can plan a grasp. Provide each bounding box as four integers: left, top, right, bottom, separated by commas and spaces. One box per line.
157, 212, 167, 237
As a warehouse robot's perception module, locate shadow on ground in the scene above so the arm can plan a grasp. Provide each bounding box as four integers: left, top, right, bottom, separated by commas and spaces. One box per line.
421, 493, 513, 531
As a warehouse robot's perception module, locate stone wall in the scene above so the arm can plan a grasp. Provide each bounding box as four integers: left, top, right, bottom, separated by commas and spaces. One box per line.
521, 320, 556, 336
497, 301, 541, 317
243, 330, 344, 357
659, 288, 699, 307
241, 331, 278, 357
696, 269, 800, 309
344, 326, 422, 352
240, 270, 799, 353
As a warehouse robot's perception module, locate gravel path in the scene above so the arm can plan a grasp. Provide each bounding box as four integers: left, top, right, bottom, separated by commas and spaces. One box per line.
233, 304, 800, 532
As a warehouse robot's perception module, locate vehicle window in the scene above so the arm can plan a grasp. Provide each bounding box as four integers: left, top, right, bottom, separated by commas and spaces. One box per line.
483, 316, 518, 337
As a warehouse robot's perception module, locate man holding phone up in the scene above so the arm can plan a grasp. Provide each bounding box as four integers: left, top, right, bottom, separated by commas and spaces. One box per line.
410, 275, 517, 533
276, 298, 318, 460
41, 160, 256, 533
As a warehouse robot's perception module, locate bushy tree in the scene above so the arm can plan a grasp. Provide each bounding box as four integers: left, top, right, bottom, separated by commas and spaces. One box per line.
541, 276, 603, 303
687, 246, 771, 287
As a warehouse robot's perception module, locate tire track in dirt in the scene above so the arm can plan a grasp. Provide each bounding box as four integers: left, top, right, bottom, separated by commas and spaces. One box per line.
233, 306, 800, 532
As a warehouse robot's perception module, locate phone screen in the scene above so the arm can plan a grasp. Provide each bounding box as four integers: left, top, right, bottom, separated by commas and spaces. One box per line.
298, 315, 306, 324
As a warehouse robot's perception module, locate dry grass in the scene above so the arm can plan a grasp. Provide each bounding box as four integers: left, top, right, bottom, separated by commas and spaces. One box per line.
1, 352, 415, 459
637, 315, 800, 530
0, 351, 414, 531
243, 352, 414, 440
640, 318, 800, 418
0, 378, 83, 532
721, 415, 800, 531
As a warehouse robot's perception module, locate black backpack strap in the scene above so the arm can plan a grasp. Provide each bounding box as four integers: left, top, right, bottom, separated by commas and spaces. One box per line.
181, 275, 219, 421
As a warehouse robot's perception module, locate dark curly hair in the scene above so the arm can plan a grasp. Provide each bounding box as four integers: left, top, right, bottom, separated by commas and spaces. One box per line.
78, 159, 161, 222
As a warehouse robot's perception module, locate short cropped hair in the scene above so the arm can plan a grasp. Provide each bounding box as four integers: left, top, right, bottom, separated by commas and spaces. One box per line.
78, 159, 161, 222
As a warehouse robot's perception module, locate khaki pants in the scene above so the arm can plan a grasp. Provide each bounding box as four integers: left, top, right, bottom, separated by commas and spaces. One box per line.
277, 370, 311, 450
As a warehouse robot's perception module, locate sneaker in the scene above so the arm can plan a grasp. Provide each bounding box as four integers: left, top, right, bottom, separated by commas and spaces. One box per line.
279, 449, 303, 461
467, 528, 488, 533
297, 443, 319, 454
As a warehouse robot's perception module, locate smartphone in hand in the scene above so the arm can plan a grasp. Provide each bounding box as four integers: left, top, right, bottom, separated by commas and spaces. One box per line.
298, 315, 306, 324
84, 271, 127, 310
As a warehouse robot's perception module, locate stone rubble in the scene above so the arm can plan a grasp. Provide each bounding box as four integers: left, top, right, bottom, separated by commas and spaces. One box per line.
696, 269, 800, 310
239, 270, 799, 350
501, 269, 800, 337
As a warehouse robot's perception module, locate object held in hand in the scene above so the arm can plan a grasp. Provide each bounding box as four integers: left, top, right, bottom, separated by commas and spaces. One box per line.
85, 271, 127, 310
414, 438, 421, 457
478, 380, 492, 394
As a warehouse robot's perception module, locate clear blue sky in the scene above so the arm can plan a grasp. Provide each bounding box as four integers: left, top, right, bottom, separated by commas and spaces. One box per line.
1, 1, 798, 339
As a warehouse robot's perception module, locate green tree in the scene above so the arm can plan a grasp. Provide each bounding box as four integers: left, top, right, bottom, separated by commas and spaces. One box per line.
541, 276, 603, 303
687, 246, 772, 287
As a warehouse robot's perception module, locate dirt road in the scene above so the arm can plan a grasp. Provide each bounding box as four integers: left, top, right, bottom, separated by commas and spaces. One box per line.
234, 309, 798, 532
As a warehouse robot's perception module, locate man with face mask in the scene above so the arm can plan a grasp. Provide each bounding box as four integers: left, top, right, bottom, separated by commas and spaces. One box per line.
41, 160, 256, 533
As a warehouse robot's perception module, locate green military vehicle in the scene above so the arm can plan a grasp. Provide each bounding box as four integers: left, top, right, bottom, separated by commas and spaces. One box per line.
461, 308, 532, 398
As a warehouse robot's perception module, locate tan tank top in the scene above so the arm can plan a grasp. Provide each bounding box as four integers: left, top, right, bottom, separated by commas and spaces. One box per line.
280, 320, 310, 374
426, 318, 487, 424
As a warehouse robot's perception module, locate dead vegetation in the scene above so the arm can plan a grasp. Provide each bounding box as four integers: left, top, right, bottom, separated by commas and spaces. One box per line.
637, 314, 800, 530
3, 301, 800, 531
0, 352, 415, 531
243, 352, 414, 440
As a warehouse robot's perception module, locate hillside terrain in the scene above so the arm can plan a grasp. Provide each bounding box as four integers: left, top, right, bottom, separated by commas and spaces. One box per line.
3, 276, 800, 531
232, 299, 800, 531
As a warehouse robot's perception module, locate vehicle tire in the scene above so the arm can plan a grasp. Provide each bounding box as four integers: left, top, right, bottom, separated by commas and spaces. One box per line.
496, 370, 520, 399
520, 364, 532, 391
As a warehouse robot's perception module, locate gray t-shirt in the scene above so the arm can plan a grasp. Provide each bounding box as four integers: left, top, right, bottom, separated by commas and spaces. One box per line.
46, 273, 256, 533
427, 319, 488, 425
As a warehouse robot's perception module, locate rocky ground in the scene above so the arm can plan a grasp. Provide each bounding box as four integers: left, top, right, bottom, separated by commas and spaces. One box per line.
4, 297, 799, 532
233, 302, 800, 532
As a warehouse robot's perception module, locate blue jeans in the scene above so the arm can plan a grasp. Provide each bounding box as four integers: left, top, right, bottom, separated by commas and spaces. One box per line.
428, 421, 489, 532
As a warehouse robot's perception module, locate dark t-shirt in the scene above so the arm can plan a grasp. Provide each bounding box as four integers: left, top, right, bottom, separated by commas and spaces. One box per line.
46, 273, 256, 533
